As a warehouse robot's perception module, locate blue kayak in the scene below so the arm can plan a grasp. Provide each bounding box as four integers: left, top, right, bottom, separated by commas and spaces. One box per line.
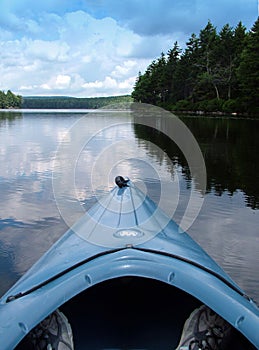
0, 178, 258, 349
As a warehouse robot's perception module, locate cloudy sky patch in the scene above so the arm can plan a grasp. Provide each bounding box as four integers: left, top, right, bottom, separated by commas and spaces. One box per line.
0, 0, 257, 97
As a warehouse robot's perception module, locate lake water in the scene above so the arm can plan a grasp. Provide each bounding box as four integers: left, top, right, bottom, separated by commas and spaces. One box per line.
0, 108, 259, 303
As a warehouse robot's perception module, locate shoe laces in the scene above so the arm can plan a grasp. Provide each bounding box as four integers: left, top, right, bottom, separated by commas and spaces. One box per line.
188, 325, 225, 350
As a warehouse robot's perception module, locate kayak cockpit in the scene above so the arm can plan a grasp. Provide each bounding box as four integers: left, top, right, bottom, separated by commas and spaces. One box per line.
16, 277, 256, 350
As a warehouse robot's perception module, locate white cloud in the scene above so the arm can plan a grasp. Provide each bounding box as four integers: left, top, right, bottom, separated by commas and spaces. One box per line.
56, 75, 71, 88
83, 76, 117, 91
111, 60, 137, 78
40, 83, 51, 91
39, 74, 72, 92
118, 76, 136, 90
0, 9, 155, 97
3, 2, 242, 97
81, 75, 138, 97
25, 39, 70, 62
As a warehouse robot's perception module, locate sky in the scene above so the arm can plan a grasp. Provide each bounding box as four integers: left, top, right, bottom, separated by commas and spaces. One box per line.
0, 0, 258, 97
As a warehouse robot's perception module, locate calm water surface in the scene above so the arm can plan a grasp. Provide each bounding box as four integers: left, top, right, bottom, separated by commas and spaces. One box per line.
0, 110, 258, 303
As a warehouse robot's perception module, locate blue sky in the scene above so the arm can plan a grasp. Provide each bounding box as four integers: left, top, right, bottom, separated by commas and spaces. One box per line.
0, 0, 258, 97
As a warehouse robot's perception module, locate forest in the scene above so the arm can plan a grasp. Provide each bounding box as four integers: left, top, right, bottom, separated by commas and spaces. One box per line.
132, 18, 259, 115
0, 93, 132, 110
0, 90, 22, 109
21, 95, 132, 109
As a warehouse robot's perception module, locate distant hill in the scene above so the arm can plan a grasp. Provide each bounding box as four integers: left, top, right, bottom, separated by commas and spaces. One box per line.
22, 95, 133, 109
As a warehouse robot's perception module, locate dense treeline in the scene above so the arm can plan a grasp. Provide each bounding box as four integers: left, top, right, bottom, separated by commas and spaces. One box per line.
132, 18, 259, 115
22, 95, 132, 109
0, 90, 22, 109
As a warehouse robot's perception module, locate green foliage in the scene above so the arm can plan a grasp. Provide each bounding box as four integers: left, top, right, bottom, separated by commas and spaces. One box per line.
22, 95, 133, 109
196, 98, 224, 112
173, 99, 193, 111
237, 18, 259, 113
0, 90, 22, 109
132, 18, 259, 115
222, 99, 238, 113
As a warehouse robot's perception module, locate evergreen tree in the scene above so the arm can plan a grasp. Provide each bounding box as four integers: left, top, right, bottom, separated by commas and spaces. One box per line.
233, 22, 247, 62
0, 91, 5, 108
165, 42, 181, 103
182, 33, 200, 102
195, 21, 221, 100
131, 18, 258, 115
217, 24, 235, 99
0, 90, 22, 109
132, 72, 145, 102
238, 18, 259, 113
132, 66, 155, 104
231, 22, 247, 99
153, 52, 168, 104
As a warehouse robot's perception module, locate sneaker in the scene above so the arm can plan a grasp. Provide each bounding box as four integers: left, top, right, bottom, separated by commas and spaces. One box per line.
28, 309, 74, 350
175, 305, 231, 350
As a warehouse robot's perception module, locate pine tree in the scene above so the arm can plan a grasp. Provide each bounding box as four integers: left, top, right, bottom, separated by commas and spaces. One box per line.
231, 22, 247, 99
238, 17, 259, 113
131, 18, 258, 114
216, 24, 235, 99
196, 21, 221, 100
0, 90, 22, 109
165, 42, 181, 103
